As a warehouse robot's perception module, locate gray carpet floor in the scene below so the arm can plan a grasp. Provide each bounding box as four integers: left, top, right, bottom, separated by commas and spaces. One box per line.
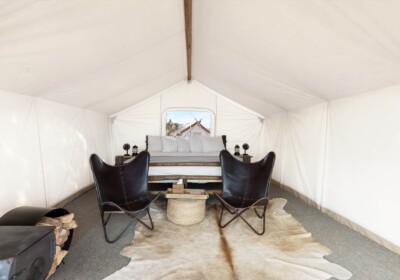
52, 184, 400, 280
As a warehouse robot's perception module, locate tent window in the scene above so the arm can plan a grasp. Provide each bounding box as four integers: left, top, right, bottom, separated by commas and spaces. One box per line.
165, 110, 212, 137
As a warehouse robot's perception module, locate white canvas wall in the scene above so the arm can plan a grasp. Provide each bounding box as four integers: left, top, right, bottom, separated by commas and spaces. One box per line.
267, 85, 400, 249
264, 113, 287, 182
323, 86, 400, 247
111, 95, 161, 160
0, 90, 110, 216
215, 94, 263, 158
0, 91, 45, 215
111, 81, 263, 161
282, 104, 328, 204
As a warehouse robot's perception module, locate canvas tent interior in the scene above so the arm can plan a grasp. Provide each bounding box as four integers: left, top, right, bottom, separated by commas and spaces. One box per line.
0, 0, 400, 257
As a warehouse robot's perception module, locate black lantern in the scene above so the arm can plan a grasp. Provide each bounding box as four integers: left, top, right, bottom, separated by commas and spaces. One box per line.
242, 143, 249, 155
132, 145, 138, 156
234, 145, 240, 156
123, 143, 130, 156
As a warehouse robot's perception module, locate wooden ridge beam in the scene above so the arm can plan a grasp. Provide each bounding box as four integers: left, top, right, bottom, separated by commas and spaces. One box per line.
184, 0, 192, 81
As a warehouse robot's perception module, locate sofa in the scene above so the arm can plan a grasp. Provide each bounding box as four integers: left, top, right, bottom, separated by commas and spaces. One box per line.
145, 135, 227, 156
144, 135, 227, 181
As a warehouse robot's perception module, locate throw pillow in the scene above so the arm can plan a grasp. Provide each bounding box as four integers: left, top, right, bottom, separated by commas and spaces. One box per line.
147, 136, 162, 152
177, 137, 191, 153
188, 135, 203, 153
162, 136, 178, 152
202, 136, 225, 153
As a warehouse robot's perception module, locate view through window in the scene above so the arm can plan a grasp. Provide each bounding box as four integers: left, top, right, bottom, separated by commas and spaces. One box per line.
165, 110, 212, 137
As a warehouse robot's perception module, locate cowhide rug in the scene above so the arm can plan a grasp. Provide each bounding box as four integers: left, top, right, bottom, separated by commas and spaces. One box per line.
105, 198, 352, 280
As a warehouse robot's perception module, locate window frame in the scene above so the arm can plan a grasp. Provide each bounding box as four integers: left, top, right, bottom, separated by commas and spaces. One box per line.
161, 108, 216, 137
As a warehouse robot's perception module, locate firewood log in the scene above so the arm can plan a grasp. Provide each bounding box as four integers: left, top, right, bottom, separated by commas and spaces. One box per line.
55, 250, 68, 266
63, 220, 78, 230
36, 214, 77, 279
38, 217, 61, 227
56, 229, 69, 245
57, 213, 74, 224
46, 246, 61, 279
46, 263, 57, 279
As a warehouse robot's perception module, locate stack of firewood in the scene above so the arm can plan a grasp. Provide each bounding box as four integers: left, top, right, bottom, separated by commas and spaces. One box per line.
36, 213, 78, 279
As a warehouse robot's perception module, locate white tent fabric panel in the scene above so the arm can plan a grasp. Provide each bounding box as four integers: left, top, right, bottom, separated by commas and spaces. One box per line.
323, 86, 400, 247
0, 91, 110, 216
193, 0, 400, 116
111, 95, 162, 160
111, 81, 263, 159
41, 33, 187, 114
193, 72, 284, 118
111, 81, 220, 158
215, 96, 262, 159
37, 99, 91, 206
0, 90, 45, 215
265, 113, 287, 182
160, 82, 217, 115
193, 36, 325, 113
89, 67, 186, 116
268, 85, 400, 249
0, 0, 186, 115
82, 111, 111, 184
282, 104, 328, 205
0, 1, 400, 117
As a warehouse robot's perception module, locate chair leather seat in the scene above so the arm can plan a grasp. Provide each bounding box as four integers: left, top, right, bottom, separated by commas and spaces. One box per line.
90, 151, 159, 243
216, 150, 275, 235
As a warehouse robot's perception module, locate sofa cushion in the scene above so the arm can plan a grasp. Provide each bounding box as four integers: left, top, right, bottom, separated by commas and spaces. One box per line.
147, 136, 162, 152
189, 135, 202, 153
162, 136, 178, 152
149, 151, 219, 157
202, 136, 225, 153
177, 137, 191, 153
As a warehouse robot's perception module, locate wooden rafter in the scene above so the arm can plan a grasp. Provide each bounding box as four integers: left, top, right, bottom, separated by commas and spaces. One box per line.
184, 0, 192, 81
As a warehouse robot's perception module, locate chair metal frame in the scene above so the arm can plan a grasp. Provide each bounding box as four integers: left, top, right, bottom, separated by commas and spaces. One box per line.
90, 152, 160, 243
99, 195, 160, 243
215, 195, 269, 235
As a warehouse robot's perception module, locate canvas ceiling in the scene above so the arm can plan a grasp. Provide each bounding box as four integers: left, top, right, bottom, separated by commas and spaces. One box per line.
1, 0, 400, 117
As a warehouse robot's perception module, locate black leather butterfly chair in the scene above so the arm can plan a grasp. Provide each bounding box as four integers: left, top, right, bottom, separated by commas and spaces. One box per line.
215, 150, 276, 235
89, 151, 160, 243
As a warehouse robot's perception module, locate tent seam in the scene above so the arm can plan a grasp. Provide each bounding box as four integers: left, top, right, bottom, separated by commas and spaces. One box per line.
319, 102, 331, 208
34, 98, 48, 207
